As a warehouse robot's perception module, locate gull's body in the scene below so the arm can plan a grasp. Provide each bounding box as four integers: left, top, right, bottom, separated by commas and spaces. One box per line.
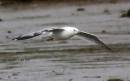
12, 26, 112, 51
49, 27, 79, 40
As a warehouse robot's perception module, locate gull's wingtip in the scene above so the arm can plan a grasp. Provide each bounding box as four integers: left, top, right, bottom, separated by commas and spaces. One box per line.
102, 44, 114, 52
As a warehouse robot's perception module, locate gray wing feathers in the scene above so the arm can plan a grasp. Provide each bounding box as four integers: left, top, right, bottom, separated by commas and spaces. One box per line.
12, 28, 64, 40
12, 32, 42, 40
77, 32, 113, 51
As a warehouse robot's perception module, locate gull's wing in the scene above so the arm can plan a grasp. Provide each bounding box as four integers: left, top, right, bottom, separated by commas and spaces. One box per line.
12, 28, 64, 40
12, 29, 50, 40
12, 32, 42, 40
77, 31, 112, 51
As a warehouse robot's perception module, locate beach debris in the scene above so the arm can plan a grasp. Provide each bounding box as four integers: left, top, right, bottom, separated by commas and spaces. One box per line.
83, 76, 101, 78
120, 8, 130, 17
0, 18, 3, 21
76, 7, 85, 12
7, 30, 12, 34
103, 9, 111, 14
107, 78, 124, 81
101, 30, 107, 34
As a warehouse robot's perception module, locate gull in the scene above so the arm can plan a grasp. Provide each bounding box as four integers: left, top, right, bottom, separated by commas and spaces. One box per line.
12, 26, 112, 51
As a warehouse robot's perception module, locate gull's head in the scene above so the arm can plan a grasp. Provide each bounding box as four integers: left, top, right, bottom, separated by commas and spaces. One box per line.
72, 27, 79, 34
62, 26, 79, 34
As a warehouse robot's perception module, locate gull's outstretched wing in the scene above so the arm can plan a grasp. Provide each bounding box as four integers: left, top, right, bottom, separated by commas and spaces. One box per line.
77, 31, 112, 51
12, 32, 42, 40
12, 28, 64, 40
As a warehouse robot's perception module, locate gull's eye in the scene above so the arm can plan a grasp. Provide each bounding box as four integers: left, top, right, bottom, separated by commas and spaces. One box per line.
73, 29, 76, 32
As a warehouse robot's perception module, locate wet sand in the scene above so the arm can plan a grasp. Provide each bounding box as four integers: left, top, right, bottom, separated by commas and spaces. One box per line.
0, 3, 130, 81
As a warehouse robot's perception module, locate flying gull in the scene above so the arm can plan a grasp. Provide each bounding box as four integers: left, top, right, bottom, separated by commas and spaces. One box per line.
12, 26, 112, 51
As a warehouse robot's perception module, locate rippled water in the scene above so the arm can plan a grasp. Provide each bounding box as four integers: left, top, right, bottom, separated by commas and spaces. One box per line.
0, 3, 130, 81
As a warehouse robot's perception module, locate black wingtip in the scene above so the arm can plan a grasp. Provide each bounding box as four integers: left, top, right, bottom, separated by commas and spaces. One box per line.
97, 41, 114, 52
104, 45, 114, 52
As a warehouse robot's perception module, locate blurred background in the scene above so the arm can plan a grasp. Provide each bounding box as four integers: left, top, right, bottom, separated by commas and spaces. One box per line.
0, 0, 130, 6
0, 0, 130, 81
